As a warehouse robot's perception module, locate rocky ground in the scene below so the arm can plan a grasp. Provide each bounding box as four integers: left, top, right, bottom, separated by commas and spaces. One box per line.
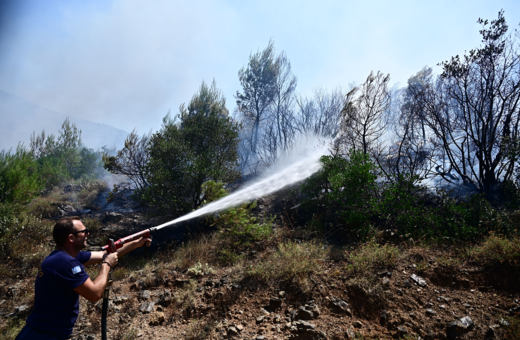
0, 188, 519, 340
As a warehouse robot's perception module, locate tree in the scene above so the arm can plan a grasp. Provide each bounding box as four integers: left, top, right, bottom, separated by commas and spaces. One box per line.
141, 81, 241, 218
235, 39, 278, 155
339, 71, 391, 156
102, 129, 150, 191
295, 87, 345, 138
414, 11, 520, 198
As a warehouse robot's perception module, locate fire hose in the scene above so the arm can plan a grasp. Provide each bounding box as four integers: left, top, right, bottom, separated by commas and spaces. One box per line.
100, 227, 157, 340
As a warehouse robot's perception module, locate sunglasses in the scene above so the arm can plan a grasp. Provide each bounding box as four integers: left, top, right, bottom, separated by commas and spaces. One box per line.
71, 229, 90, 235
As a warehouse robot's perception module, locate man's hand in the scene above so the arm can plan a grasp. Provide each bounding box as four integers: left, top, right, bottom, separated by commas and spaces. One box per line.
139, 236, 152, 248
103, 252, 118, 268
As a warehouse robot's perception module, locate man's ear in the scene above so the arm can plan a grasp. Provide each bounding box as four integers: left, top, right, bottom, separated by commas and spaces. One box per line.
67, 233, 75, 244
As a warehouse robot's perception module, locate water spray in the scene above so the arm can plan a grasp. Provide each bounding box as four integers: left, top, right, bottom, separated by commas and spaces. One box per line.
99, 137, 328, 339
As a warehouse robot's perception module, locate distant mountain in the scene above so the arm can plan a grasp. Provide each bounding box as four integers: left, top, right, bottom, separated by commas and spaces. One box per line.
0, 90, 129, 152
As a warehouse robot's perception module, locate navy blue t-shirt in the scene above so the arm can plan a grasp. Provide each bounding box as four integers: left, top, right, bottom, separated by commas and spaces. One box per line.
26, 250, 91, 337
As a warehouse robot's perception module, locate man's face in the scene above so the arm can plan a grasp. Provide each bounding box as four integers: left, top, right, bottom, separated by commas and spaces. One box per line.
71, 220, 89, 250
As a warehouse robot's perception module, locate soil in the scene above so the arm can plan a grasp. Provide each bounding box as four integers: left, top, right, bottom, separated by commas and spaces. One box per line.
1, 189, 519, 340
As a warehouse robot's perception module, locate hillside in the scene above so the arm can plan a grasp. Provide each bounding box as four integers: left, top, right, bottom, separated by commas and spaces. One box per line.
0, 90, 129, 152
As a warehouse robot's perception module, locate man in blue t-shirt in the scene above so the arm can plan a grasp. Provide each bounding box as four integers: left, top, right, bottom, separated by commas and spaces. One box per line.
16, 216, 152, 340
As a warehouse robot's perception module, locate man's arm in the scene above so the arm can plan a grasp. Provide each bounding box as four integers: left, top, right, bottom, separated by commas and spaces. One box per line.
84, 237, 151, 266
74, 254, 117, 302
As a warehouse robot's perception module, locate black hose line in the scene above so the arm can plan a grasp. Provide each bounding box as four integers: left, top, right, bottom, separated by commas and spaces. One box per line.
101, 273, 113, 340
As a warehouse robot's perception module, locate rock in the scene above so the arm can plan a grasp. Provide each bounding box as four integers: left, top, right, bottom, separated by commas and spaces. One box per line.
112, 295, 129, 304
397, 326, 408, 335
353, 321, 363, 328
236, 324, 244, 331
227, 326, 238, 336
296, 305, 320, 320
295, 320, 316, 330
175, 278, 190, 287
345, 328, 356, 338
139, 301, 155, 314
149, 312, 165, 326
157, 289, 172, 306
138, 290, 151, 301
273, 314, 282, 323
328, 296, 352, 316
509, 305, 520, 316
382, 277, 390, 288
269, 297, 283, 310
426, 309, 436, 316
14, 305, 30, 316
378, 271, 392, 277
279, 291, 286, 297
103, 212, 124, 223
396, 288, 404, 296
447, 316, 475, 339
499, 318, 510, 327
256, 336, 265, 340
256, 315, 265, 324
131, 279, 145, 290
404, 280, 412, 288
380, 310, 387, 325
410, 274, 427, 286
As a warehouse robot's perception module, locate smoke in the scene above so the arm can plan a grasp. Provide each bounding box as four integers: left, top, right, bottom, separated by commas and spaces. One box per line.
155, 135, 331, 230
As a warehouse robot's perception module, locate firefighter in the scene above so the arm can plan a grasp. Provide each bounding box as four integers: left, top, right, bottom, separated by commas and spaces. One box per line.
16, 216, 152, 340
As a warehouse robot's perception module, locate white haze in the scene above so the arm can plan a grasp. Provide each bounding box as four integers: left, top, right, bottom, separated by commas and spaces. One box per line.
154, 136, 330, 230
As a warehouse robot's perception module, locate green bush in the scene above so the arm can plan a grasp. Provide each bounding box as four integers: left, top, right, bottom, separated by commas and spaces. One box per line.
0, 147, 42, 218
345, 239, 401, 276
202, 180, 273, 246
138, 81, 241, 218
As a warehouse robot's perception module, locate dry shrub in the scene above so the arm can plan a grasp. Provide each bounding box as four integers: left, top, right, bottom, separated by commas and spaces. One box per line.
186, 318, 213, 340
345, 239, 401, 277
78, 180, 108, 209
27, 196, 60, 218
0, 212, 54, 277
167, 234, 218, 270
468, 233, 520, 267
346, 276, 386, 319
245, 241, 327, 284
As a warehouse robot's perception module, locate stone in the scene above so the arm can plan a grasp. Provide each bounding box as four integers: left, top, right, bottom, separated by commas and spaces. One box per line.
509, 305, 520, 316
295, 304, 320, 320
256, 336, 265, 340
236, 324, 244, 331
269, 298, 283, 309
353, 320, 363, 328
380, 310, 387, 325
103, 212, 124, 223
345, 328, 356, 338
227, 326, 238, 336
131, 279, 145, 291
138, 290, 151, 301
175, 278, 190, 287
14, 305, 30, 315
256, 315, 265, 324
404, 280, 412, 288
397, 326, 408, 335
294, 320, 316, 330
139, 301, 155, 314
447, 316, 475, 339
112, 295, 129, 304
149, 312, 165, 326
396, 288, 404, 296
382, 277, 390, 288
279, 291, 286, 297
426, 309, 436, 316
499, 318, 510, 327
410, 274, 427, 287
328, 296, 352, 316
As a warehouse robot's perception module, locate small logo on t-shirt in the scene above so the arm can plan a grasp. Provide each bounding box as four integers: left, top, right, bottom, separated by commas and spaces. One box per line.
72, 266, 82, 274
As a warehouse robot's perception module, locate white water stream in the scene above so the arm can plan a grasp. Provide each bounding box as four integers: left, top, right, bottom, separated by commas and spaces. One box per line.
154, 140, 329, 231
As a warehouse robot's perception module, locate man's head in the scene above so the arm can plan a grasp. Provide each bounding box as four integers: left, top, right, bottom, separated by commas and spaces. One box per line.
53, 216, 89, 249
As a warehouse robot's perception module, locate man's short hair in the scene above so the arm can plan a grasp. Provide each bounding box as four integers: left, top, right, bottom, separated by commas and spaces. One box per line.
53, 216, 81, 247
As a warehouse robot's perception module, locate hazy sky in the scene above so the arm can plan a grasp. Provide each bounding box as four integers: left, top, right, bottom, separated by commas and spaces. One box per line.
1, 0, 519, 134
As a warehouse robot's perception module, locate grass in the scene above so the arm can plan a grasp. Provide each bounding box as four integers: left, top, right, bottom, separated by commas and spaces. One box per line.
245, 240, 327, 287
345, 239, 401, 276
0, 318, 25, 340
186, 318, 212, 340
468, 232, 520, 267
